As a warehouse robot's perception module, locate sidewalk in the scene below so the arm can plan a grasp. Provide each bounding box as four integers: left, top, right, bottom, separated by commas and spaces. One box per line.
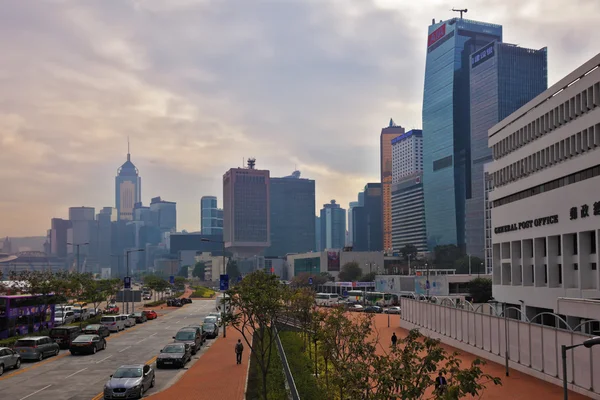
148, 326, 249, 400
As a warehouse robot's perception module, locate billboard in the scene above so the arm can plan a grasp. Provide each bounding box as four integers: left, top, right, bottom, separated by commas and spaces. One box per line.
427, 24, 446, 47
101, 268, 111, 279
414, 276, 448, 296
375, 276, 399, 293
327, 251, 340, 271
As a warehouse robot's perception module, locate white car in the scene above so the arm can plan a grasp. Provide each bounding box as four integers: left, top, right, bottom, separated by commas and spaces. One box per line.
384, 306, 401, 314
350, 304, 364, 312
208, 312, 222, 325
100, 315, 126, 332
120, 314, 134, 328
54, 310, 75, 326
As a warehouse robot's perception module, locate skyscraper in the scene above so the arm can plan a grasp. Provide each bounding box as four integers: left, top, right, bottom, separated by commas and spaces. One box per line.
380, 119, 405, 251
223, 158, 270, 257
351, 183, 383, 252
68, 206, 95, 258
265, 170, 316, 257
200, 196, 224, 235
115, 142, 141, 221
50, 218, 71, 257
347, 201, 360, 246
150, 197, 177, 233
422, 17, 502, 250
319, 200, 346, 250
467, 41, 548, 260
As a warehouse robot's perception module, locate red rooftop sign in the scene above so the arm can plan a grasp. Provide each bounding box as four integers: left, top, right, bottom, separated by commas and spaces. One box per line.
427, 24, 446, 47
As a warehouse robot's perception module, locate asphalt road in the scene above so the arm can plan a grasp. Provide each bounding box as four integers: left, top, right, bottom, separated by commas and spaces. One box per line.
0, 298, 219, 400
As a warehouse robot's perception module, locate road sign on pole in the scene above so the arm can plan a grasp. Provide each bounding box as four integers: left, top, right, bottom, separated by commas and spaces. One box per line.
169, 275, 175, 284
308, 277, 313, 285
124, 276, 131, 289
426, 280, 430, 290
220, 274, 229, 291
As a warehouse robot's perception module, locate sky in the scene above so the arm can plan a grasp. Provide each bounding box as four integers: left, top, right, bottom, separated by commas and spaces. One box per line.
0, 0, 598, 237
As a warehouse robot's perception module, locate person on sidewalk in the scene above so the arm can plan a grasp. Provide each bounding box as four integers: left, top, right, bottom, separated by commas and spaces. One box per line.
235, 339, 244, 364
435, 371, 447, 394
391, 332, 397, 347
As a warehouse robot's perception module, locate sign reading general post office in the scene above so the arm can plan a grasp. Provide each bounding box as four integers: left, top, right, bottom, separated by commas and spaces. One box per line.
494, 215, 559, 234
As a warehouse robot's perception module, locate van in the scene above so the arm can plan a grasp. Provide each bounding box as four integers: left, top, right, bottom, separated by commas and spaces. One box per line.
49, 326, 81, 349
73, 307, 90, 322
54, 310, 75, 326
100, 315, 126, 332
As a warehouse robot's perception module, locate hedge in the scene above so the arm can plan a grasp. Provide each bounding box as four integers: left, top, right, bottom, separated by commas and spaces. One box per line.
190, 286, 216, 298
245, 330, 287, 400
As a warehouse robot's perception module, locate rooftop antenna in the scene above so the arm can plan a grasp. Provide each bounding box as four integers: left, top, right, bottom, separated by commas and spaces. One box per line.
451, 8, 468, 18
127, 136, 131, 161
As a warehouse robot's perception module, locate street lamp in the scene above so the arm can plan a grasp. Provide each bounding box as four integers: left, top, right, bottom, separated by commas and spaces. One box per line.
562, 336, 600, 400
67, 242, 89, 273
125, 249, 144, 314
201, 238, 227, 338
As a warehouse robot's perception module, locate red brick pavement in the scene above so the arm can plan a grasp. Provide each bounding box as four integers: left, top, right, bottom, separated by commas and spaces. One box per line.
375, 314, 590, 400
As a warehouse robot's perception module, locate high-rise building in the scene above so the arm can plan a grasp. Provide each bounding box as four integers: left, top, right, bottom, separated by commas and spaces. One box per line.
50, 218, 71, 257
422, 17, 502, 251
315, 216, 322, 252
347, 201, 360, 246
96, 207, 117, 268
68, 206, 95, 258
115, 142, 141, 222
265, 171, 315, 257
467, 41, 548, 261
380, 119, 405, 251
223, 158, 270, 257
320, 200, 346, 250
150, 197, 177, 233
392, 130, 423, 183
1, 237, 11, 254
200, 196, 224, 235
352, 183, 383, 251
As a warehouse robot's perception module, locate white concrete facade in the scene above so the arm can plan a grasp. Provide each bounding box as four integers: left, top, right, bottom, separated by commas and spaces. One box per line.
488, 53, 600, 322
391, 130, 423, 184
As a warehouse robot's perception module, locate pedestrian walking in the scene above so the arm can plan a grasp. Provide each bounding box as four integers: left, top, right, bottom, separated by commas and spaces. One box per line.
435, 371, 447, 394
235, 339, 244, 365
391, 332, 397, 347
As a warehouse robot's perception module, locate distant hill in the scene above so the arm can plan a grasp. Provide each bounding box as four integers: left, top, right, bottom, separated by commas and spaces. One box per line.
5, 236, 46, 253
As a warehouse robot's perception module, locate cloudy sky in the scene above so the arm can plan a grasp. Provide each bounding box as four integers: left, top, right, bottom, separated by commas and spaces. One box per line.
0, 0, 598, 237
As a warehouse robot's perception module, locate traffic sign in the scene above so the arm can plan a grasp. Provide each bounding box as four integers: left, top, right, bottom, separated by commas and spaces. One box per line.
308, 277, 313, 285
220, 274, 229, 291
124, 276, 131, 289
342, 290, 348, 297
169, 275, 175, 284
426, 280, 430, 290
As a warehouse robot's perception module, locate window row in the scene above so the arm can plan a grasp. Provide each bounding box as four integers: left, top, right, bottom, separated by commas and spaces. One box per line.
492, 80, 600, 160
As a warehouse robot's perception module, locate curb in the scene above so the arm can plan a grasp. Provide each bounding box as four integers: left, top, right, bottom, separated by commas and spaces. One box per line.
243, 334, 253, 399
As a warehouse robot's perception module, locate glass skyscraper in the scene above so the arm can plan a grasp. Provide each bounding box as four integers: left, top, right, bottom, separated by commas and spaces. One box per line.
200, 196, 223, 235
319, 200, 346, 250
467, 42, 547, 260
351, 183, 383, 252
422, 17, 502, 250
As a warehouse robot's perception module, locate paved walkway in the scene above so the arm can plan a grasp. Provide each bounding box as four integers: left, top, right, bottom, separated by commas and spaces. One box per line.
374, 314, 589, 399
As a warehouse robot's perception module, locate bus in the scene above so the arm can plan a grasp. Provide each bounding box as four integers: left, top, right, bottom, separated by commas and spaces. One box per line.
345, 290, 398, 306
0, 294, 56, 339
315, 293, 339, 307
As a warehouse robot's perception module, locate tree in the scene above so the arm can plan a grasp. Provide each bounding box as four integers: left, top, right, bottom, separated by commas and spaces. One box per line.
468, 277, 492, 304
226, 259, 241, 283
177, 265, 189, 278
359, 271, 377, 282
80, 274, 109, 320
453, 255, 484, 275
192, 262, 206, 279
225, 270, 288, 400
434, 245, 464, 270
174, 276, 187, 290
338, 261, 362, 282
400, 244, 419, 261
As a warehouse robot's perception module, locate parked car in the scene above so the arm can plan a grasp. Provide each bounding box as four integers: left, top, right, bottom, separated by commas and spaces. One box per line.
202, 322, 219, 339
186, 324, 208, 344
13, 336, 60, 361
143, 294, 152, 301
384, 306, 401, 314
126, 314, 137, 327
167, 298, 183, 307
69, 334, 107, 355
100, 315, 126, 332
364, 306, 383, 314
0, 347, 21, 376
172, 328, 202, 355
82, 324, 110, 339
156, 343, 191, 369
103, 364, 155, 400
142, 310, 158, 320
49, 326, 82, 349
105, 305, 120, 314
349, 304, 364, 312
181, 298, 192, 304
207, 312, 222, 325
89, 307, 102, 317
131, 312, 148, 323
54, 310, 75, 326
72, 307, 91, 322
119, 314, 134, 328
203, 315, 218, 325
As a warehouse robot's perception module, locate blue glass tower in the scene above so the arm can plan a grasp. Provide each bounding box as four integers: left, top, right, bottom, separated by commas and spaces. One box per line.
422, 17, 502, 250
466, 42, 547, 260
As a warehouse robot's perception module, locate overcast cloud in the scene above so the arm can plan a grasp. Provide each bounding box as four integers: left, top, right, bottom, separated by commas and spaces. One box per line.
0, 0, 598, 237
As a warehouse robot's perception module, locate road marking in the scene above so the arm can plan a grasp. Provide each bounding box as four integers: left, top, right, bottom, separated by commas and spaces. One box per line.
118, 346, 131, 353
19, 385, 52, 400
149, 333, 157, 337
91, 355, 157, 400
184, 316, 187, 319
0, 352, 69, 381
175, 320, 181, 323
136, 338, 147, 344
96, 355, 112, 364
165, 325, 171, 329
64, 368, 88, 378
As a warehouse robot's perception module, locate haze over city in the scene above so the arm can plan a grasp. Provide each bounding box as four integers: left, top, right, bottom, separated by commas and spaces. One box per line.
1, 0, 598, 237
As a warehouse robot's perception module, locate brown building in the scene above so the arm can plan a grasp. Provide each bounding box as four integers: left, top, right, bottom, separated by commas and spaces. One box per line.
380, 119, 405, 251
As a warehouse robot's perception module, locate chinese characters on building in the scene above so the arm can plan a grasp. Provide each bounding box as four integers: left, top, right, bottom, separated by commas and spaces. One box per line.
570, 202, 600, 220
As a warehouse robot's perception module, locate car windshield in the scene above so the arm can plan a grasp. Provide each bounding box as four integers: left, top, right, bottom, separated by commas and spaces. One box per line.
175, 331, 195, 340
73, 335, 95, 342
162, 345, 184, 353
204, 316, 217, 322
101, 317, 115, 322
50, 329, 69, 336
113, 367, 143, 378
14, 340, 37, 347
203, 323, 215, 330
55, 311, 63, 316
133, 313, 142, 317
85, 325, 100, 330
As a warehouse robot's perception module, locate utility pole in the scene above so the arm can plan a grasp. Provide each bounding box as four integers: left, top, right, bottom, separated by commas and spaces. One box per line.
425, 263, 430, 298
451, 8, 468, 18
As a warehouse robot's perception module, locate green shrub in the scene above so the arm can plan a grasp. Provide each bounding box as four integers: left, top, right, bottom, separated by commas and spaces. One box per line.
144, 300, 166, 307
245, 331, 287, 400
190, 286, 216, 298
280, 331, 328, 400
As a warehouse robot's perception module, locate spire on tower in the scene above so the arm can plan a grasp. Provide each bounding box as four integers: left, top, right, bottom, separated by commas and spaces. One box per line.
127, 136, 131, 161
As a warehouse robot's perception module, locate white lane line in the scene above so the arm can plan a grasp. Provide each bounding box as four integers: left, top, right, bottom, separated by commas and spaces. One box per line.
136, 338, 146, 344
164, 326, 171, 330
175, 320, 180, 324
96, 355, 113, 364
184, 316, 187, 319
149, 333, 157, 337
64, 368, 88, 378
19, 385, 52, 400
119, 346, 131, 353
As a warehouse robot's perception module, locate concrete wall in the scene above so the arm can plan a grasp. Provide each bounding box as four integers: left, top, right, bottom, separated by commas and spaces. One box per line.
401, 297, 600, 399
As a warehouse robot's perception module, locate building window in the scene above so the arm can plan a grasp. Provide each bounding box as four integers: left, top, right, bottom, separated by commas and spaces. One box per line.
592, 263, 597, 271
544, 264, 548, 284
574, 263, 579, 271
573, 235, 578, 255
592, 231, 597, 254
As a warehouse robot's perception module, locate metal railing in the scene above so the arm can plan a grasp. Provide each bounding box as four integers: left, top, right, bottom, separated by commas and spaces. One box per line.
274, 325, 301, 400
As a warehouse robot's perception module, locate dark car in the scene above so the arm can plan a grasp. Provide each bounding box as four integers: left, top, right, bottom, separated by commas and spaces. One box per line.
186, 324, 208, 344
49, 326, 82, 349
181, 298, 192, 304
69, 334, 106, 355
156, 343, 191, 369
202, 322, 219, 339
82, 324, 110, 339
172, 328, 202, 355
167, 298, 183, 307
131, 312, 148, 324
103, 364, 155, 400
364, 306, 383, 314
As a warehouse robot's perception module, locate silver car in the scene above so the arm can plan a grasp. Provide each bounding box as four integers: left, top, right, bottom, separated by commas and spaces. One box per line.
103, 364, 155, 399
13, 336, 60, 361
0, 347, 21, 376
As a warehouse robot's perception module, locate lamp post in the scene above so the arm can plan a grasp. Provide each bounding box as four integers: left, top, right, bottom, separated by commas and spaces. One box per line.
562, 337, 600, 400
201, 238, 226, 338
126, 249, 144, 314
67, 242, 89, 273
111, 255, 124, 313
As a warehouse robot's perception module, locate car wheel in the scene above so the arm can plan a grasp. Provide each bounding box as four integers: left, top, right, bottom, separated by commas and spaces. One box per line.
15, 358, 21, 369
0, 364, 4, 376
103, 341, 107, 350
150, 375, 155, 388
38, 352, 43, 361
138, 385, 144, 399
54, 348, 59, 356
92, 347, 97, 354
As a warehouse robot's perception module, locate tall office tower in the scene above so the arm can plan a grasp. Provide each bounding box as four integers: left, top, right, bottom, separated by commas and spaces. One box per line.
200, 196, 224, 235
380, 119, 405, 251
50, 218, 71, 257
96, 207, 117, 268
391, 130, 427, 252
223, 158, 270, 257
347, 201, 360, 246
115, 142, 141, 222
422, 17, 502, 251
319, 200, 346, 250
265, 171, 316, 257
352, 183, 383, 251
150, 197, 177, 233
467, 42, 548, 261
1, 237, 11, 254
315, 216, 321, 252
68, 207, 95, 260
